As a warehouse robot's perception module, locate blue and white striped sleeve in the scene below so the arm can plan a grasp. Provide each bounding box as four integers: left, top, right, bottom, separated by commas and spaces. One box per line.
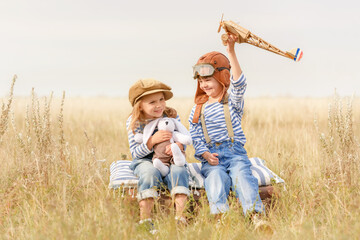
126, 116, 153, 160
174, 115, 181, 122
229, 73, 247, 112
188, 106, 209, 162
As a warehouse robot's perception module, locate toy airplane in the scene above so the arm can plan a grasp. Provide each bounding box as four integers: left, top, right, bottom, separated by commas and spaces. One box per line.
218, 16, 303, 62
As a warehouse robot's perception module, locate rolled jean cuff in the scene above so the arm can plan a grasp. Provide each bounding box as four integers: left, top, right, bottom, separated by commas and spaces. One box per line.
137, 188, 158, 202
209, 203, 229, 215
170, 186, 190, 197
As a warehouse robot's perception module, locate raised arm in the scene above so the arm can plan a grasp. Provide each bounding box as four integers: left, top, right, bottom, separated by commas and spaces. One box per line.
225, 33, 242, 80
225, 33, 247, 111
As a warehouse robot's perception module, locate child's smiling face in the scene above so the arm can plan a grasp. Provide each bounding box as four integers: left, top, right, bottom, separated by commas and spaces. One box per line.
139, 92, 166, 119
198, 76, 223, 100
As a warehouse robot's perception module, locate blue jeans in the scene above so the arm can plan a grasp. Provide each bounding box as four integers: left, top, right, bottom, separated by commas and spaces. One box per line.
201, 141, 264, 215
129, 158, 190, 201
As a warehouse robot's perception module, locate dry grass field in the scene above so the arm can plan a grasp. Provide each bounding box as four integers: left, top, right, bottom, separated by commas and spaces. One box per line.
1, 77, 360, 239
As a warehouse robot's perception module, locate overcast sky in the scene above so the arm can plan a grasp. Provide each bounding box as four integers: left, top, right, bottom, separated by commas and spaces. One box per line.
1, 0, 359, 98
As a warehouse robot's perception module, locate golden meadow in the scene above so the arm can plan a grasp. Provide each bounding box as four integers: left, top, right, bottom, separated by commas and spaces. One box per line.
1, 76, 360, 239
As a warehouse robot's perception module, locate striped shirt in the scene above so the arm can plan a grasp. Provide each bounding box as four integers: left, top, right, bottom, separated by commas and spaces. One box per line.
126, 115, 182, 160
188, 73, 247, 162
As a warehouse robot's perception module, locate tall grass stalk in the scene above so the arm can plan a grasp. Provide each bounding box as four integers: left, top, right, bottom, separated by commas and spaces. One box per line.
0, 75, 16, 142
315, 92, 360, 187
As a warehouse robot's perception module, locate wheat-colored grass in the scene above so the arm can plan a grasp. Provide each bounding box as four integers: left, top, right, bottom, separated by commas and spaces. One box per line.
1, 79, 359, 239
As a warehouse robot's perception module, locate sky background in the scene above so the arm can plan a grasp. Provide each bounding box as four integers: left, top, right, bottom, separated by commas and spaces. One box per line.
1, 0, 359, 98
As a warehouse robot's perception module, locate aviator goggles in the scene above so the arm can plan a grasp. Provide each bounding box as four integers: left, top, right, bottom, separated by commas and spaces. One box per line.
192, 64, 230, 79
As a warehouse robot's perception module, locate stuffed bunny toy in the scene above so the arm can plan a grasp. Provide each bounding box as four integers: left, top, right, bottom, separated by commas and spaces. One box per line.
134, 117, 192, 176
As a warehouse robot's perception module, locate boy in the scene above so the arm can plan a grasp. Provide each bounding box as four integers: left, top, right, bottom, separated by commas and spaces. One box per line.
188, 34, 265, 220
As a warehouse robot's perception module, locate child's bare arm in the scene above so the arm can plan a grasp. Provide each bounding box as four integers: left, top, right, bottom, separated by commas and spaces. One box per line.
225, 33, 242, 80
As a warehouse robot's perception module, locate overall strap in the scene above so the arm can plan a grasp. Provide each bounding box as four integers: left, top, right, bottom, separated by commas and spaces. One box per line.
200, 104, 211, 144
200, 94, 234, 144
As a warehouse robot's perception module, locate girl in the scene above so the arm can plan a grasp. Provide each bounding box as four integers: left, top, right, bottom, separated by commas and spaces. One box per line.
127, 78, 189, 232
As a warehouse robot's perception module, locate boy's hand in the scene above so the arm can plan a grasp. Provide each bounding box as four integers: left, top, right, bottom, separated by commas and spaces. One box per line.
202, 152, 219, 166
225, 33, 238, 54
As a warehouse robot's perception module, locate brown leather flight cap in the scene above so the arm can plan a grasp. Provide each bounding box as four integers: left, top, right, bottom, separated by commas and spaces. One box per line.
129, 78, 173, 106
192, 51, 231, 123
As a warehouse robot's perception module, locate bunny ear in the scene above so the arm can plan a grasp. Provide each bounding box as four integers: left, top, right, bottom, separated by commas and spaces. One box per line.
143, 118, 161, 144
172, 119, 191, 137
